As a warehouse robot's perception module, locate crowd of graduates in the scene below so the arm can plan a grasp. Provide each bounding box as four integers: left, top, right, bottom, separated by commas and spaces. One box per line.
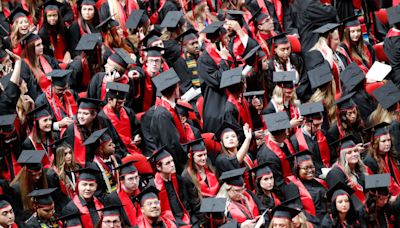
1, 0, 400, 227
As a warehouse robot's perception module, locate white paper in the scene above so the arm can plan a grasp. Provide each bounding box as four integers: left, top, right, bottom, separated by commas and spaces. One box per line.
254, 210, 267, 228
242, 65, 253, 76
319, 168, 332, 179
181, 87, 201, 102
366, 61, 392, 82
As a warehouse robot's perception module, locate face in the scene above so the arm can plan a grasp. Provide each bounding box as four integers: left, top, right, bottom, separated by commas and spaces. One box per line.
46, 11, 58, 26
272, 218, 290, 228
298, 160, 315, 181
227, 185, 245, 202
0, 205, 15, 226
343, 147, 360, 165
329, 30, 340, 51
308, 119, 323, 135
158, 156, 176, 174
259, 173, 274, 191
141, 198, 161, 219
345, 107, 358, 124
257, 17, 274, 32
104, 59, 120, 75
222, 130, 239, 149
292, 214, 301, 228
376, 194, 389, 208
35, 39, 44, 56
116, 26, 124, 37
108, 97, 126, 111
184, 39, 200, 55
78, 180, 97, 199
64, 148, 73, 165
77, 109, 96, 126
193, 150, 207, 167
378, 134, 391, 155
102, 215, 122, 228
335, 194, 350, 214
145, 57, 162, 75
81, 5, 95, 21
122, 172, 140, 192
349, 26, 362, 42
283, 87, 293, 100
38, 116, 52, 132
37, 204, 55, 221
101, 140, 115, 156
275, 43, 291, 62
52, 84, 69, 98
17, 17, 30, 35
30, 169, 43, 183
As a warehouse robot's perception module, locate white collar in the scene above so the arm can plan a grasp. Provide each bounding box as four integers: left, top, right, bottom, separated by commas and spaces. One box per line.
161, 96, 176, 108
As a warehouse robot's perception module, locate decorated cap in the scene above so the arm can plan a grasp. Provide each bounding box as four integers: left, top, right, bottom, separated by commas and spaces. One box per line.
271, 205, 301, 220
141, 30, 162, 47
134, 185, 159, 205
249, 162, 272, 180
152, 68, 180, 93
298, 101, 324, 120
176, 28, 198, 44
27, 104, 51, 120
106, 82, 130, 99
19, 31, 41, 48
160, 11, 184, 29
334, 92, 356, 111
96, 15, 120, 32
308, 61, 333, 90
213, 121, 242, 142
273, 71, 296, 89
364, 122, 391, 139
113, 160, 138, 176
126, 10, 149, 29
148, 146, 172, 164
17, 150, 45, 171
387, 5, 400, 26
342, 15, 360, 28
271, 32, 289, 45
83, 128, 112, 146
0, 114, 17, 133
312, 23, 341, 34
220, 168, 246, 187
365, 173, 390, 196
263, 112, 291, 133
142, 46, 164, 57
330, 134, 357, 150
340, 62, 365, 92
182, 138, 206, 154
7, 6, 30, 23
28, 188, 57, 207
76, 166, 100, 182
220, 67, 244, 89
326, 181, 354, 202
109, 48, 135, 69
47, 69, 72, 87
373, 80, 400, 110
44, 0, 64, 12
78, 98, 102, 110
75, 33, 101, 51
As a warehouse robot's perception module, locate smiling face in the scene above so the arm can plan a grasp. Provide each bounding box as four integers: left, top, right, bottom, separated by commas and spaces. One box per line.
78, 180, 97, 200
141, 198, 161, 219
298, 160, 315, 181
343, 147, 360, 165
38, 116, 52, 133
221, 130, 239, 150
77, 109, 96, 126
17, 17, 30, 35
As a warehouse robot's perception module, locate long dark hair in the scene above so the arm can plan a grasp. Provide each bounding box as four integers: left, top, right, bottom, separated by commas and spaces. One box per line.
78, 5, 100, 33
76, 110, 100, 140
22, 38, 41, 68
338, 106, 364, 135
330, 193, 358, 227
40, 8, 67, 45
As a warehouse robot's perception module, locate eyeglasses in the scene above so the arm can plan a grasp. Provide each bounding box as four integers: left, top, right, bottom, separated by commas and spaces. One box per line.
103, 220, 121, 226
299, 165, 315, 171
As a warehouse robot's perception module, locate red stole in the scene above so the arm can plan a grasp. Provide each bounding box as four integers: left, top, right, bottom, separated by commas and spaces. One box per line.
72, 195, 104, 228
73, 124, 87, 167
154, 173, 190, 225
136, 215, 177, 228
227, 93, 254, 130
384, 155, 400, 196
205, 42, 233, 66
141, 66, 158, 112
24, 55, 53, 92
52, 166, 76, 199
256, 31, 276, 58
117, 188, 140, 226
266, 137, 295, 180
268, 0, 283, 30
286, 176, 327, 216
183, 123, 196, 141
149, 0, 166, 24
227, 191, 259, 223
335, 164, 366, 203
78, 19, 89, 36
343, 42, 372, 74
155, 98, 187, 143
295, 128, 331, 168
100, 74, 129, 100
11, 42, 22, 57
232, 35, 245, 64
188, 167, 220, 197
28, 134, 53, 168
387, 28, 400, 38
45, 87, 78, 122
81, 54, 92, 89
49, 32, 66, 61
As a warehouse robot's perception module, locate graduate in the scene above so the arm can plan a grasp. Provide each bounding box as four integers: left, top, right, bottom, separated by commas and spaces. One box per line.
62, 167, 104, 228
35, 70, 78, 133
383, 5, 400, 86
106, 161, 141, 227
0, 195, 19, 228
243, 90, 266, 131
0, 114, 21, 181
4, 7, 31, 57
248, 7, 276, 58
24, 188, 58, 228
96, 204, 125, 228
98, 82, 142, 155
97, 0, 127, 28
175, 101, 202, 140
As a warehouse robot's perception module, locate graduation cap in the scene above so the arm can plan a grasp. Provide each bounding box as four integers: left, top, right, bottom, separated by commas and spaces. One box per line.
47, 69, 72, 87
225, 10, 244, 22
279, 195, 302, 209
213, 121, 242, 142
220, 220, 238, 228
148, 146, 172, 164
0, 195, 12, 210
134, 185, 160, 205
109, 48, 134, 69
312, 23, 341, 34
76, 166, 100, 182
140, 30, 162, 47
287, 150, 313, 171
308, 61, 333, 90
0, 114, 17, 133
242, 45, 262, 66
49, 137, 70, 149
373, 80, 400, 110
83, 128, 112, 146
17, 150, 45, 171
43, 0, 64, 12
126, 10, 149, 30
97, 204, 122, 216
263, 112, 291, 133
220, 67, 244, 89
220, 168, 246, 187
342, 15, 360, 28
387, 5, 400, 26
199, 197, 227, 219
75, 33, 101, 51
298, 101, 324, 120
7, 6, 30, 24
273, 71, 296, 89
77, 0, 96, 6
142, 46, 164, 57
326, 181, 354, 202
96, 15, 119, 32
334, 92, 356, 111
182, 138, 206, 154
176, 101, 194, 117
271, 32, 289, 45
340, 62, 365, 92
56, 211, 82, 227
78, 97, 102, 110
365, 173, 390, 196
160, 11, 184, 29
175, 28, 198, 44
152, 68, 180, 93
28, 188, 57, 207
200, 21, 226, 40
271, 205, 301, 220
106, 82, 130, 99
249, 162, 272, 180
249, 7, 269, 25
243, 90, 265, 99
113, 160, 138, 176
363, 122, 391, 139
330, 134, 357, 150
19, 31, 41, 48
27, 104, 51, 120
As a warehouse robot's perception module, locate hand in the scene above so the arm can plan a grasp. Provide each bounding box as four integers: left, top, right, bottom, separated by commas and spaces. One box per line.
355, 143, 366, 153
130, 53, 137, 63
132, 134, 142, 145
5, 49, 21, 61
290, 116, 304, 127
128, 70, 140, 80
226, 19, 241, 33
59, 117, 74, 128
243, 123, 252, 140
240, 219, 257, 228
21, 94, 34, 104
215, 42, 229, 60
29, 25, 37, 34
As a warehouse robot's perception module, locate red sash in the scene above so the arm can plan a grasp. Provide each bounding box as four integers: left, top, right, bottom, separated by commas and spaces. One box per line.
154, 173, 190, 225
286, 176, 327, 216
269, 0, 283, 30
78, 19, 88, 36
387, 28, 400, 38
272, 192, 281, 206
256, 31, 276, 58
205, 42, 233, 66
81, 54, 92, 89
343, 42, 372, 74
28, 134, 53, 168
52, 166, 76, 199
384, 155, 400, 196
188, 167, 220, 197
142, 66, 157, 112
335, 164, 366, 203
45, 87, 77, 122
126, 0, 139, 15
155, 99, 187, 143
25, 55, 53, 92
72, 195, 104, 228
73, 124, 87, 167
183, 123, 196, 141
136, 215, 177, 228
117, 188, 140, 226
227, 191, 259, 223
100, 74, 129, 100
295, 129, 331, 168
266, 137, 295, 180
49, 32, 66, 61
227, 93, 254, 130
232, 35, 245, 64
12, 42, 22, 57
149, 0, 166, 24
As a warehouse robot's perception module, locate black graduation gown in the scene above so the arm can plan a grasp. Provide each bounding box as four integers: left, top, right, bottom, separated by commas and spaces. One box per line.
263, 100, 292, 120
0, 11, 10, 39
384, 35, 400, 85
223, 102, 246, 141
38, 27, 71, 59
25, 216, 56, 228
163, 40, 181, 68
321, 213, 353, 228
140, 106, 158, 157
332, 0, 355, 21
46, 168, 74, 214
389, 120, 400, 157
181, 170, 204, 226
131, 67, 157, 114
62, 196, 102, 227
173, 56, 195, 94
157, 0, 179, 24
326, 165, 366, 189
326, 123, 365, 145
105, 190, 139, 227
215, 153, 242, 177
342, 87, 377, 124
0, 74, 20, 115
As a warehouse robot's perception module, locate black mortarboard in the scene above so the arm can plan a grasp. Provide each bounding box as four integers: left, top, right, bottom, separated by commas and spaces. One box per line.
365, 174, 390, 196
113, 161, 138, 176
27, 104, 51, 120
97, 204, 122, 216
49, 137, 70, 149
330, 134, 357, 150
281, 185, 302, 208
17, 150, 45, 171
263, 112, 291, 133
373, 80, 400, 110
134, 185, 160, 204
7, 6, 30, 24
47, 69, 72, 87
249, 7, 268, 24
243, 90, 265, 98
126, 10, 149, 29
225, 10, 244, 22
78, 98, 102, 110
141, 30, 162, 47
199, 197, 226, 214
76, 166, 100, 181
152, 68, 180, 92
201, 21, 226, 40
44, 0, 64, 12
220, 67, 243, 89
176, 101, 194, 117
308, 61, 333, 89
213, 121, 242, 142
273, 71, 296, 89
142, 46, 164, 57
271, 205, 301, 219
271, 32, 289, 45
176, 28, 198, 44
96, 15, 119, 32
75, 33, 101, 51
242, 45, 261, 66
220, 168, 246, 187
249, 162, 272, 179
312, 23, 341, 34
364, 122, 391, 138
326, 181, 354, 202
387, 5, 400, 26
340, 62, 365, 92
19, 31, 41, 48
220, 220, 238, 228
287, 150, 313, 165
0, 114, 16, 133
83, 128, 112, 146
78, 0, 96, 6
279, 195, 302, 209
182, 138, 206, 153
109, 48, 134, 69
57, 211, 82, 227
148, 146, 172, 164
298, 101, 324, 120
106, 82, 129, 99
335, 92, 356, 111
343, 15, 360, 28
160, 11, 184, 29
0, 195, 12, 209
28, 188, 56, 206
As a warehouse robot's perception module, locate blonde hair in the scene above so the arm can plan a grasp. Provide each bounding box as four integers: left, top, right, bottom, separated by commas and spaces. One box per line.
338, 147, 367, 178
368, 105, 395, 126
268, 218, 294, 228
309, 81, 336, 124
272, 86, 300, 111
294, 212, 311, 228
11, 18, 26, 49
